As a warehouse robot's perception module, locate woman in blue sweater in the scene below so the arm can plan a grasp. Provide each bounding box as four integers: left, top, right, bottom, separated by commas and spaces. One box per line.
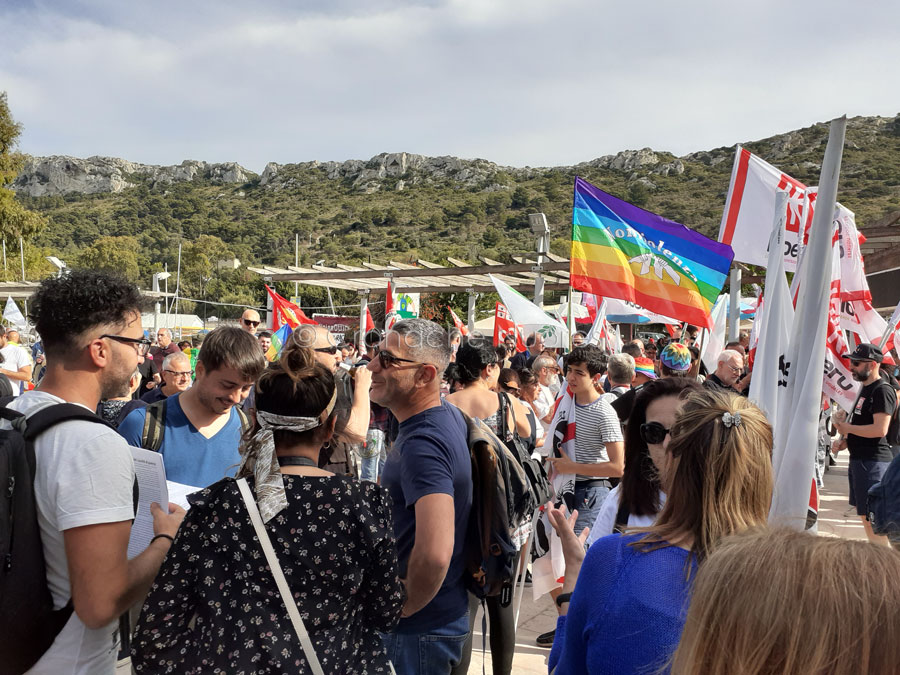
547, 390, 774, 675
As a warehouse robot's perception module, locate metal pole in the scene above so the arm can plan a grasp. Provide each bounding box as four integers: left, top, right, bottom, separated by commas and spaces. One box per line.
2, 239, 6, 271
358, 290, 369, 350
466, 290, 477, 334
266, 286, 275, 330
19, 237, 25, 282
152, 274, 161, 333
529, 213, 550, 306
294, 233, 300, 301
326, 286, 336, 315
174, 243, 182, 340
567, 292, 574, 349
164, 263, 170, 328
728, 266, 741, 341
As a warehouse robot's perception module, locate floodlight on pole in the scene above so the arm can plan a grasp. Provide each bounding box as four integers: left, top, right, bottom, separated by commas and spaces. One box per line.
528, 213, 551, 306
152, 270, 173, 332
46, 256, 67, 277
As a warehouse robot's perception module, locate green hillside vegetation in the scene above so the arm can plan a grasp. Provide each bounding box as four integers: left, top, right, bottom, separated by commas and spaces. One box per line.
11, 114, 900, 323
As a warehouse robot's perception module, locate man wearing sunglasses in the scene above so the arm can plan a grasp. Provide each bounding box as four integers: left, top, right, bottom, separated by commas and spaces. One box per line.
240, 308, 262, 335
369, 319, 472, 675
140, 352, 193, 404
3, 270, 185, 673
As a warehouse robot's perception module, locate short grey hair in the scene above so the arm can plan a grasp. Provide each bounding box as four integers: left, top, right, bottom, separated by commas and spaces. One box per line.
162, 351, 190, 371
607, 353, 635, 385
157, 327, 172, 338
718, 349, 741, 366
392, 319, 452, 375
532, 355, 556, 373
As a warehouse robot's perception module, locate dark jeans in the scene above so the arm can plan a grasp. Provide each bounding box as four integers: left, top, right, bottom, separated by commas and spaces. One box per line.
451, 593, 515, 675
381, 613, 469, 675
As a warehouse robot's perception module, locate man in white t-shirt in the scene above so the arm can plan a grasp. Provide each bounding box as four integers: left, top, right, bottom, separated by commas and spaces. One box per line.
0, 326, 33, 396
8, 270, 185, 674
531, 355, 559, 437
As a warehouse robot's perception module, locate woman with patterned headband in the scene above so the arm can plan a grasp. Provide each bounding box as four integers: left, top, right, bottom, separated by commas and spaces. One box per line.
132, 342, 404, 674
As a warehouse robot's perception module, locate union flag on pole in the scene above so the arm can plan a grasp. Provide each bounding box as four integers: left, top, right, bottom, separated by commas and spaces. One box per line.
265, 285, 316, 330
448, 306, 469, 336
493, 303, 525, 351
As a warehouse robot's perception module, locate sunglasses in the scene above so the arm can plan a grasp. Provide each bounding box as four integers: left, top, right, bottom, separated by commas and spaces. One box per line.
640, 421, 671, 445
314, 346, 339, 355
376, 349, 425, 369
243, 319, 260, 327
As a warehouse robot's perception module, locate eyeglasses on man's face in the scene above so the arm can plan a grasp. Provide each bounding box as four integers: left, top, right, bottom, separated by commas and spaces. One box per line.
100, 334, 152, 357
165, 369, 193, 379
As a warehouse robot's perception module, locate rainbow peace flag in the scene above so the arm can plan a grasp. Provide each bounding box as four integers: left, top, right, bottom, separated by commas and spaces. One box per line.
265, 323, 292, 362
571, 177, 733, 328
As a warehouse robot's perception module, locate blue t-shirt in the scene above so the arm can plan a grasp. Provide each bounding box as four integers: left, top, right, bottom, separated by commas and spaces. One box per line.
381, 400, 471, 633
549, 533, 698, 675
118, 393, 243, 488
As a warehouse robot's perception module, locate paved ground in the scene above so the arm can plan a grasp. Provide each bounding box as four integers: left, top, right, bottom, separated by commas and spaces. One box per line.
464, 452, 867, 674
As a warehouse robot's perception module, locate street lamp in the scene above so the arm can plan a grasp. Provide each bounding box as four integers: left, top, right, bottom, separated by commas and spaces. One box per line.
528, 213, 550, 306
46, 256, 67, 278
152, 271, 172, 332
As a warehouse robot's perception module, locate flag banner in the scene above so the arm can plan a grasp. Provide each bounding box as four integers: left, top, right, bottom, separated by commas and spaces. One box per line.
364, 306, 375, 333
490, 274, 569, 347
448, 306, 469, 336
749, 193, 794, 421
265, 286, 317, 330
2, 297, 26, 330
395, 290, 419, 319
769, 116, 846, 530
719, 147, 815, 270
584, 299, 609, 347
384, 281, 398, 330
492, 302, 526, 351
747, 287, 764, 371
571, 176, 733, 329
700, 295, 729, 374
265, 323, 292, 362
312, 314, 357, 346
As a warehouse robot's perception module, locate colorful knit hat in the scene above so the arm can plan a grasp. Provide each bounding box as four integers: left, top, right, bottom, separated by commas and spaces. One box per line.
659, 342, 692, 372
633, 357, 657, 379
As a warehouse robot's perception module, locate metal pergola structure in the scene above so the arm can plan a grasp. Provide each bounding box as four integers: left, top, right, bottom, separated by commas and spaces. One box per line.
248, 252, 574, 334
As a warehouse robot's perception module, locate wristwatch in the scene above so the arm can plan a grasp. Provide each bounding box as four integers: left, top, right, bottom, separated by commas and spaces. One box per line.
555, 592, 573, 608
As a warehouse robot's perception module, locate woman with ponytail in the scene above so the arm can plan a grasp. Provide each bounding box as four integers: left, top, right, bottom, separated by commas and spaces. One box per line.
132, 342, 404, 674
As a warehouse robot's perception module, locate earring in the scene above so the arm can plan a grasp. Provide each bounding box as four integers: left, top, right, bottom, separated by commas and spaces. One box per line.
322, 441, 331, 450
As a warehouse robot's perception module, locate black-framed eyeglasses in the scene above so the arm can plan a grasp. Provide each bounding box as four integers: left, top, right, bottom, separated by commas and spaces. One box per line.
640, 421, 671, 446
314, 345, 339, 355
165, 369, 194, 379
100, 334, 152, 357
243, 319, 260, 327
376, 349, 425, 369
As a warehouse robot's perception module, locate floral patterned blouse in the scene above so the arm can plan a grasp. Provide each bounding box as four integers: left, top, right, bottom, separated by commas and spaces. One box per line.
132, 474, 404, 674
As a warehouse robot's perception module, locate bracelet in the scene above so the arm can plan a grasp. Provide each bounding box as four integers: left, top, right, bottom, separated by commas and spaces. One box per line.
555, 592, 573, 608
150, 534, 175, 546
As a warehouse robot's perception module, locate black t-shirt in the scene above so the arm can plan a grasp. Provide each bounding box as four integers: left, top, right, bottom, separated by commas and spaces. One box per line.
848, 379, 897, 462
611, 384, 643, 425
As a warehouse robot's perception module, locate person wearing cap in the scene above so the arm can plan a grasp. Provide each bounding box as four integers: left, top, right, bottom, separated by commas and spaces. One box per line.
833, 343, 897, 545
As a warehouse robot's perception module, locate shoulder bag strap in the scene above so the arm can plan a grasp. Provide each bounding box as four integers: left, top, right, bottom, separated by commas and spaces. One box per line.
237, 478, 325, 675
142, 399, 167, 452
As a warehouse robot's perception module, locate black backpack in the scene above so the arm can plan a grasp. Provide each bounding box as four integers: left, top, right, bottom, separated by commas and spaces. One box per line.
867, 452, 900, 537
497, 392, 552, 507
456, 406, 536, 607
0, 403, 114, 675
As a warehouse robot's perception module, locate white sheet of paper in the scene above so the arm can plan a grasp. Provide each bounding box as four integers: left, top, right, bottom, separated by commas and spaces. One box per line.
166, 481, 200, 511
128, 447, 169, 559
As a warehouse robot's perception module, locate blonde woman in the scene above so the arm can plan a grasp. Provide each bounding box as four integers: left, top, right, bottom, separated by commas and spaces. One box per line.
672, 527, 900, 674
547, 390, 774, 675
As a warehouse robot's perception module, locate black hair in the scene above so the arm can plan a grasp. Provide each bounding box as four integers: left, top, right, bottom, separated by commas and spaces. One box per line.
198, 326, 266, 383
621, 377, 701, 516
495, 344, 508, 361
364, 329, 382, 349
622, 341, 644, 359
516, 367, 538, 387
31, 269, 150, 358
565, 344, 608, 377
455, 337, 498, 385
257, 330, 273, 340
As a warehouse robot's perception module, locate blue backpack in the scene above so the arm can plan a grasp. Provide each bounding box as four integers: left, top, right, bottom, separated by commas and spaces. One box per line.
867, 452, 900, 536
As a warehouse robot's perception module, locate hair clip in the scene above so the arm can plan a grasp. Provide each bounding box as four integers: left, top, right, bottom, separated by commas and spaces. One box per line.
722, 411, 742, 428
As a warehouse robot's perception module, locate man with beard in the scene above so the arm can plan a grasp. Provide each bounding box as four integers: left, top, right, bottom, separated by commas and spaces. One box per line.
4, 271, 185, 673
119, 326, 265, 487
834, 343, 897, 545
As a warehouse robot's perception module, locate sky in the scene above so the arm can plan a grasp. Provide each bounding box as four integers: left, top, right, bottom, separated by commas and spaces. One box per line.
2, 0, 898, 173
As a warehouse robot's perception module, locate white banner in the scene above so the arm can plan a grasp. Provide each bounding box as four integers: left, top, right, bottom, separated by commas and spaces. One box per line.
2, 297, 26, 330
489, 274, 569, 348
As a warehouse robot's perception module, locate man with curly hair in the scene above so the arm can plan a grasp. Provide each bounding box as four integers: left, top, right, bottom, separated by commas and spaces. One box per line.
5, 270, 185, 673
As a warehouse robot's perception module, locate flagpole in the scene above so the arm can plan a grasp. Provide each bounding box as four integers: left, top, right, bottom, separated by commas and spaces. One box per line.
567, 290, 574, 350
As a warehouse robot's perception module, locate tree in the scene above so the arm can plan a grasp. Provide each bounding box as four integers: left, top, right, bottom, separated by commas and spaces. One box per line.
76, 236, 141, 281
0, 92, 46, 242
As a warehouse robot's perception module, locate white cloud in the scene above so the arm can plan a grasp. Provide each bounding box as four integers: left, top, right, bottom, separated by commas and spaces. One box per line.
2, 0, 898, 172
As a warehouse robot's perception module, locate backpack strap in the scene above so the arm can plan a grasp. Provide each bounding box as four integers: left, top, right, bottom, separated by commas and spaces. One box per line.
235, 405, 250, 433
141, 399, 168, 453
613, 497, 630, 534
23, 403, 114, 440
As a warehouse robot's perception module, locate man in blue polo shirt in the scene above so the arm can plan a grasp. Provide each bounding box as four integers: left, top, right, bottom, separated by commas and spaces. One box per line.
119, 326, 266, 487
369, 318, 472, 675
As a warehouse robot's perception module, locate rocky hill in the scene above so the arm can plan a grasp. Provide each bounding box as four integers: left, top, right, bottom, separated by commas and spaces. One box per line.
9, 114, 900, 317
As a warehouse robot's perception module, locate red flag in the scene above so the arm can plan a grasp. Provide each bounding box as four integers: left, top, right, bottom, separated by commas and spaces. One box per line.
664, 324, 677, 338
493, 303, 526, 351
265, 285, 316, 330
448, 306, 469, 336
365, 307, 375, 333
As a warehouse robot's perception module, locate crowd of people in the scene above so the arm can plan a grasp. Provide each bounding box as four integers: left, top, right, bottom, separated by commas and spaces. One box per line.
4, 269, 900, 675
